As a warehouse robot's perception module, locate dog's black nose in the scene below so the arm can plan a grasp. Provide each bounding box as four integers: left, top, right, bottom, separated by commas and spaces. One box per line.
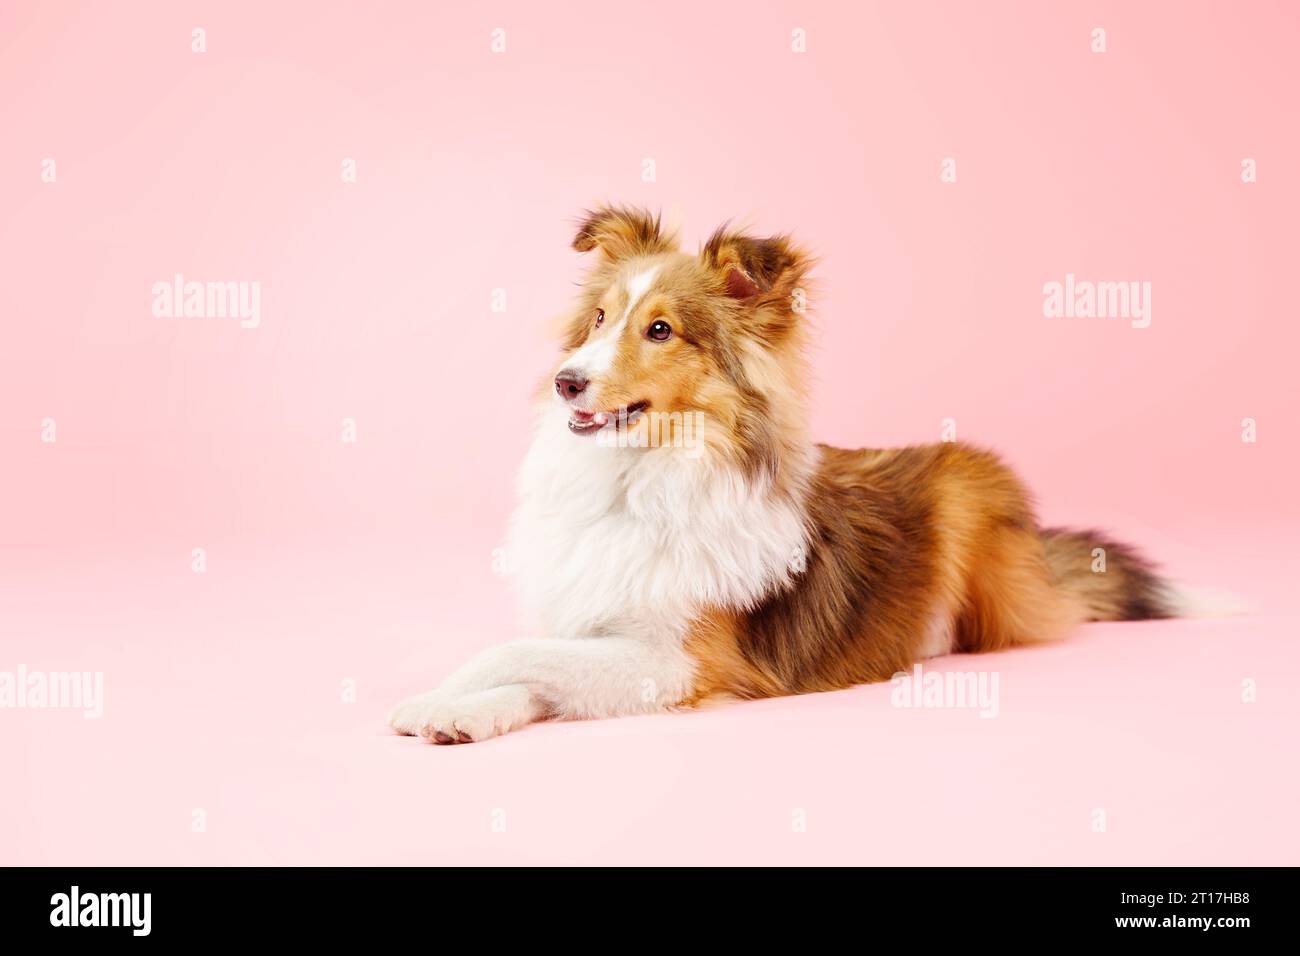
555, 370, 588, 401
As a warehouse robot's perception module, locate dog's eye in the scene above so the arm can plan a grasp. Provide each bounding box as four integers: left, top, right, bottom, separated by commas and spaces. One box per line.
647, 320, 672, 342
595, 309, 605, 328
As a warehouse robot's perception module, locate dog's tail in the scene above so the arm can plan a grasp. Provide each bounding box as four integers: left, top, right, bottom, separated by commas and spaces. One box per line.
1039, 527, 1249, 621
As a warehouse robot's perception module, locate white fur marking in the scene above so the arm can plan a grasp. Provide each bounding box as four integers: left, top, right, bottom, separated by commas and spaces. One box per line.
392, 403, 814, 737
623, 265, 659, 318
567, 316, 626, 379
1158, 582, 1255, 618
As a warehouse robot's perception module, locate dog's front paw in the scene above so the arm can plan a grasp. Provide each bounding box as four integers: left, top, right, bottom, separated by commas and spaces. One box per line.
388, 690, 445, 738
387, 686, 534, 745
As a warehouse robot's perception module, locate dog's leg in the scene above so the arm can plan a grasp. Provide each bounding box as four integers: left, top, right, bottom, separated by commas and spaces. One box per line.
387, 636, 691, 744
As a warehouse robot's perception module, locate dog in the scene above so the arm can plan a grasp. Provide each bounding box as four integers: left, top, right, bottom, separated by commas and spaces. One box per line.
389, 205, 1202, 744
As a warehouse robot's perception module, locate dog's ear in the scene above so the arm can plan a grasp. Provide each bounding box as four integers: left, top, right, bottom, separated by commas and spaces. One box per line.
701, 225, 813, 340
572, 205, 676, 261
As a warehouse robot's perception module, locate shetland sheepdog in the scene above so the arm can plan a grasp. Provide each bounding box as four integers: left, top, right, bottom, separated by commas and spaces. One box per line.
389, 205, 1204, 744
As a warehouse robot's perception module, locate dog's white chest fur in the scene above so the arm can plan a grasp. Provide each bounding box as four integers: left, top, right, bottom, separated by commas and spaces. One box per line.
507, 407, 810, 644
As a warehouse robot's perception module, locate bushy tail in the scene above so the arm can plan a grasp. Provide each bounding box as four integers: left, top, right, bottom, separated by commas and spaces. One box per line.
1040, 527, 1253, 620
1039, 527, 1175, 621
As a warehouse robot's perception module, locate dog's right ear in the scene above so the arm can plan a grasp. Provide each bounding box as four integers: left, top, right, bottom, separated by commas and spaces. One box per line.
572, 205, 676, 261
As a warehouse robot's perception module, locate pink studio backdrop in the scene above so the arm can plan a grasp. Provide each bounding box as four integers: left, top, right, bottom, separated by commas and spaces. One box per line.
2, 2, 1297, 865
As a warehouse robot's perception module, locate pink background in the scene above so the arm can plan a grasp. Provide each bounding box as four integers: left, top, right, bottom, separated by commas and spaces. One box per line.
1, 1, 1296, 864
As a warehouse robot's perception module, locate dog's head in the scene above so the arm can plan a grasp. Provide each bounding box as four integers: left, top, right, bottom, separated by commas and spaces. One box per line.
553, 205, 813, 474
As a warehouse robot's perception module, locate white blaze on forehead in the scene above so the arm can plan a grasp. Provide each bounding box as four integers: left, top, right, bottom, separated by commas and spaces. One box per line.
565, 265, 661, 378
622, 265, 660, 318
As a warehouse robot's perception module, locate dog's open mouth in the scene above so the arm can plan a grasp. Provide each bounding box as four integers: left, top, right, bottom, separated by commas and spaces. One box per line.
569, 401, 649, 436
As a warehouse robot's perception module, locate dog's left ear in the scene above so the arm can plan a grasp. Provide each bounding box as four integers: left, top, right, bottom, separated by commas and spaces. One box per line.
572, 205, 677, 261
701, 225, 813, 339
